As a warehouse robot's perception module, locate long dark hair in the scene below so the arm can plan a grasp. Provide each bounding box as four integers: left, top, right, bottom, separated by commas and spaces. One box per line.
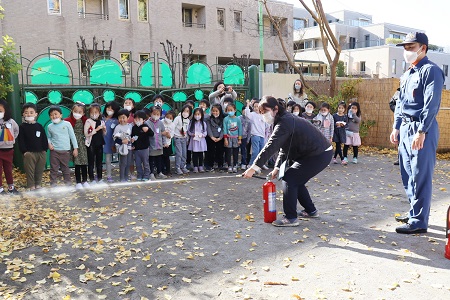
103, 101, 120, 119
213, 81, 224, 92
189, 107, 205, 132
349, 101, 361, 117
259, 95, 286, 119
210, 104, 225, 121
180, 104, 193, 119
293, 79, 304, 95
0, 99, 12, 121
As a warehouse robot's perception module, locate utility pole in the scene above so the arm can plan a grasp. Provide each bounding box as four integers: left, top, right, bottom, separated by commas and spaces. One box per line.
258, 0, 264, 98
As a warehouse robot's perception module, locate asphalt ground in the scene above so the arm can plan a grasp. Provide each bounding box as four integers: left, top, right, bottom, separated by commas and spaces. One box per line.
1, 151, 450, 300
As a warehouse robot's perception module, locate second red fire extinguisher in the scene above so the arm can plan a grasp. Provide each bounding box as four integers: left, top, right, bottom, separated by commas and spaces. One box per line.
263, 179, 277, 223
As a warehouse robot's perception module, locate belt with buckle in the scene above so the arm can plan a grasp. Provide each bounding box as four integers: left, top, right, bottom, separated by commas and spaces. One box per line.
402, 115, 419, 123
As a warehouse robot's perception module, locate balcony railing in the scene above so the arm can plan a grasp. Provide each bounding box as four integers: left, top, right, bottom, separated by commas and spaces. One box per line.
183, 22, 206, 29
78, 12, 109, 20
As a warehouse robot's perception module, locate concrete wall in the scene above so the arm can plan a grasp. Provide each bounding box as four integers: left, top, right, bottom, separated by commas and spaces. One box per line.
261, 73, 301, 99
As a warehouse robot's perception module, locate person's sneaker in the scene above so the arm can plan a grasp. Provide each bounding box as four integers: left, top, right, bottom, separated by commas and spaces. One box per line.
205, 166, 212, 172
8, 187, 20, 195
393, 160, 400, 165
75, 183, 83, 190
107, 176, 114, 183
262, 165, 269, 170
241, 164, 247, 170
97, 179, 106, 185
176, 168, 183, 175
232, 166, 238, 173
298, 209, 319, 218
272, 217, 300, 227
341, 157, 348, 165
156, 172, 167, 179
90, 180, 97, 185
227, 167, 233, 173
150, 173, 156, 181
142, 178, 150, 182
0, 188, 7, 195
193, 167, 199, 173
332, 158, 338, 164
395, 223, 427, 234
186, 163, 192, 171
182, 168, 190, 174
352, 157, 358, 164
130, 175, 137, 180
198, 166, 205, 173
82, 181, 90, 188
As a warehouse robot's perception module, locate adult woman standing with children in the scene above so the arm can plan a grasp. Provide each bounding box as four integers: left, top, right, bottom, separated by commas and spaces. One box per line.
243, 96, 332, 227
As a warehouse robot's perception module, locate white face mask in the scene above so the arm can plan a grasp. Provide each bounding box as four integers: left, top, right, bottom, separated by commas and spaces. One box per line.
91, 114, 99, 120
73, 113, 82, 120
194, 115, 201, 121
155, 102, 162, 107
52, 118, 61, 124
182, 112, 189, 118
124, 105, 132, 111
135, 121, 142, 127
106, 110, 114, 116
294, 84, 301, 90
0, 112, 4, 119
25, 116, 35, 122
403, 47, 423, 64
164, 118, 172, 124
262, 111, 274, 125
151, 115, 160, 121
293, 111, 299, 116
321, 112, 328, 116
305, 108, 313, 114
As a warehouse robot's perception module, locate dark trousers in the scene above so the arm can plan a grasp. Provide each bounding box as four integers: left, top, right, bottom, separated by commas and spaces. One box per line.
282, 150, 332, 219
0, 149, 14, 186
398, 120, 438, 229
186, 148, 192, 165
334, 142, 343, 159
226, 147, 239, 167
162, 146, 172, 174
87, 144, 103, 181
75, 165, 88, 184
149, 155, 163, 174
240, 138, 248, 165
343, 145, 358, 159
206, 137, 224, 168
192, 152, 204, 167
246, 137, 252, 165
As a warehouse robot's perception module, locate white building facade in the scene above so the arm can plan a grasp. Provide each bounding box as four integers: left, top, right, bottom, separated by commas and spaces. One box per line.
293, 8, 450, 89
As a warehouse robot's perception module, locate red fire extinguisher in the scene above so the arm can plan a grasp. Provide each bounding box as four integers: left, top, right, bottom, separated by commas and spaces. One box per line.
445, 206, 450, 259
263, 179, 277, 223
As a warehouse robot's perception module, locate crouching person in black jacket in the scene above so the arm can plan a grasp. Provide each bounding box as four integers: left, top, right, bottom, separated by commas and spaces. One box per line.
243, 96, 332, 227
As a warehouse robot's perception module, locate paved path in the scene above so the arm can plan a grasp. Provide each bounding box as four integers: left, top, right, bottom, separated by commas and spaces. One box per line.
1, 153, 449, 299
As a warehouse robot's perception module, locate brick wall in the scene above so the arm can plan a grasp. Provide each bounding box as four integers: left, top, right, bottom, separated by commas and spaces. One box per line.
306, 77, 450, 151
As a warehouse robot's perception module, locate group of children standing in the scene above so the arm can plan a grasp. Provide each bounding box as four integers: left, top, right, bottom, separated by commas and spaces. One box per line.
286, 99, 362, 165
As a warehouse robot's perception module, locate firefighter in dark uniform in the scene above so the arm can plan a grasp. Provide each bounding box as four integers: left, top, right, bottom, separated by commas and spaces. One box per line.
390, 32, 445, 234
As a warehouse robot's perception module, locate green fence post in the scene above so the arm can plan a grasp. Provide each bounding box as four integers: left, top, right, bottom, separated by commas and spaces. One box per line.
6, 73, 24, 171
248, 65, 259, 100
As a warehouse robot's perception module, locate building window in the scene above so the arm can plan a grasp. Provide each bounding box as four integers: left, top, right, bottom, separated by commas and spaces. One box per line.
120, 52, 131, 74
392, 59, 396, 75
293, 18, 306, 30
360, 61, 366, 72
77, 0, 84, 14
50, 50, 64, 62
48, 0, 61, 15
217, 9, 225, 29
183, 8, 193, 27
138, 0, 148, 22
349, 37, 356, 49
119, 0, 129, 20
443, 65, 449, 77
139, 53, 150, 62
234, 11, 242, 32
365, 35, 370, 47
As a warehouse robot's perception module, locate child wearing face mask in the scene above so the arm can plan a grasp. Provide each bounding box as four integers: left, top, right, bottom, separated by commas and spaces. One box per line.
162, 111, 176, 176
123, 98, 136, 124
313, 102, 334, 143
131, 110, 154, 181
18, 103, 48, 191
146, 106, 167, 180
65, 102, 89, 189
302, 101, 317, 120
288, 79, 308, 106
47, 105, 79, 186
173, 105, 192, 175
292, 104, 302, 117
102, 101, 120, 182
332, 102, 348, 164
206, 104, 225, 172
187, 108, 208, 173
343, 102, 362, 165
152, 94, 167, 118
223, 103, 242, 173
84, 103, 106, 184
113, 109, 133, 182
239, 109, 252, 170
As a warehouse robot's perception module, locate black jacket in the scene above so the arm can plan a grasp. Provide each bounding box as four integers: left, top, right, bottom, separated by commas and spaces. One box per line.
131, 124, 154, 150
254, 112, 331, 169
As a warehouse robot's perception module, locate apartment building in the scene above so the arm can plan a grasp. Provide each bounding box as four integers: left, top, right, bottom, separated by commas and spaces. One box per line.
0, 0, 294, 82
293, 8, 450, 89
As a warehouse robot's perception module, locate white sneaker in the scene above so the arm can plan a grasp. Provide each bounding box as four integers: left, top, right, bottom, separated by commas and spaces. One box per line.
82, 182, 90, 188
75, 183, 83, 190
150, 173, 156, 181
232, 166, 238, 173
262, 165, 269, 170
156, 172, 167, 179
97, 179, 106, 185
227, 167, 233, 173
90, 180, 97, 185
241, 164, 247, 170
